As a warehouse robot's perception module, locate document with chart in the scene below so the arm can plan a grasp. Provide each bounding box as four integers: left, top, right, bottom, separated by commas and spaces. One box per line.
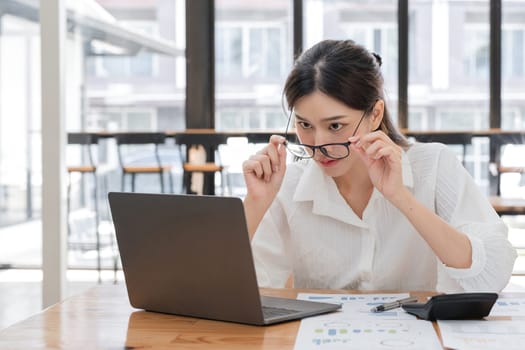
437, 294, 525, 350
294, 293, 441, 350
293, 314, 441, 350
438, 320, 525, 350
489, 296, 525, 318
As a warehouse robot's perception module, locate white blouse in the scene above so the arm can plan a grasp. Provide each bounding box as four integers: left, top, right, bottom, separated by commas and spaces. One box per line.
251, 142, 517, 293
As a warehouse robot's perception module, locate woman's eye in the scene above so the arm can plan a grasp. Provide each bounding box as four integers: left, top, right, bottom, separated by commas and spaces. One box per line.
298, 121, 312, 129
329, 123, 343, 131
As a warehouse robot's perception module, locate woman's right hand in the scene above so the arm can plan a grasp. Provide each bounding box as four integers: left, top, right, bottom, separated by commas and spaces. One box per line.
242, 135, 287, 207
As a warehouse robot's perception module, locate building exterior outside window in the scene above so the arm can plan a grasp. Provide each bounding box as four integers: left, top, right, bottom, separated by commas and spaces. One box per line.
0, 0, 184, 270
215, 0, 293, 131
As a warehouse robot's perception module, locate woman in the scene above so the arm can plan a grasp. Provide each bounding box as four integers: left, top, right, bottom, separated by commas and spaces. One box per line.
242, 39, 516, 292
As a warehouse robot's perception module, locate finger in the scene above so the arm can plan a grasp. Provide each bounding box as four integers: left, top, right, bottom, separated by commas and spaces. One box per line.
276, 142, 287, 173
260, 156, 274, 182
350, 142, 373, 167
365, 141, 396, 160
258, 135, 285, 171
264, 143, 281, 172
359, 130, 392, 147
252, 143, 287, 182
243, 159, 264, 179
374, 147, 402, 163
251, 154, 274, 182
269, 134, 286, 146
363, 139, 383, 156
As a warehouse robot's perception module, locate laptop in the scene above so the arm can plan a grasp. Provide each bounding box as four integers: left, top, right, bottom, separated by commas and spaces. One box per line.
108, 192, 341, 325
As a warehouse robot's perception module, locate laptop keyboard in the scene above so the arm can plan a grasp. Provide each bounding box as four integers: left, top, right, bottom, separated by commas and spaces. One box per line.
262, 306, 301, 319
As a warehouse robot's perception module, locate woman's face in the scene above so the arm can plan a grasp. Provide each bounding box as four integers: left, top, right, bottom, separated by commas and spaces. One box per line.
293, 91, 373, 177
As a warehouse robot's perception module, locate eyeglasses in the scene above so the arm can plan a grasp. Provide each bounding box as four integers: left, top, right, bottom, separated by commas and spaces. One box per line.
283, 110, 367, 160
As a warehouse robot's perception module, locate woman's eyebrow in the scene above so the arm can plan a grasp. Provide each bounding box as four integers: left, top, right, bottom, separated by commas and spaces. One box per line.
294, 113, 350, 122
322, 115, 350, 122
294, 113, 308, 121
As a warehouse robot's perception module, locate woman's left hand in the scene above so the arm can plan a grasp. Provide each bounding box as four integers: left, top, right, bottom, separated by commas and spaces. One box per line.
349, 131, 406, 202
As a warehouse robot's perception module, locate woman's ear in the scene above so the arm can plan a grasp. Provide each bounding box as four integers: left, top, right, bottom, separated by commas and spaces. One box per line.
370, 99, 384, 131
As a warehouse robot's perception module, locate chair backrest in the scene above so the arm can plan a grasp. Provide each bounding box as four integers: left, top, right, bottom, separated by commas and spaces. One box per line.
67, 132, 99, 167
68, 132, 100, 145
114, 132, 167, 167
174, 133, 229, 147
492, 133, 525, 196
115, 132, 167, 146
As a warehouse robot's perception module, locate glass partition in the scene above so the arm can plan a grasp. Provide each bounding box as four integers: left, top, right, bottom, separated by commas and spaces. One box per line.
215, 0, 293, 130
408, 0, 490, 131
502, 0, 525, 130
303, 0, 398, 122
407, 0, 490, 193
0, 11, 42, 268
0, 0, 185, 273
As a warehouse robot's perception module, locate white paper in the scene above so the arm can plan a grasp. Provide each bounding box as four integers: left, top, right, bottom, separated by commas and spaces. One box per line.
293, 314, 441, 350
438, 320, 525, 350
293, 294, 441, 350
489, 297, 525, 318
297, 293, 416, 320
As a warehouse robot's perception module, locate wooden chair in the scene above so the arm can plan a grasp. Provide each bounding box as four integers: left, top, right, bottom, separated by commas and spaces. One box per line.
67, 132, 103, 282
175, 133, 229, 195
489, 134, 525, 216
496, 165, 525, 196
115, 133, 173, 193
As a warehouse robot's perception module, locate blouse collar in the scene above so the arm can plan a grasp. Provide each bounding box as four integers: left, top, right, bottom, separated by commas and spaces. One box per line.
292, 150, 414, 227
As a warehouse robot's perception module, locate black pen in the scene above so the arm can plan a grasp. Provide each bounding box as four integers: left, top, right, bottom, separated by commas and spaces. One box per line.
370, 296, 418, 313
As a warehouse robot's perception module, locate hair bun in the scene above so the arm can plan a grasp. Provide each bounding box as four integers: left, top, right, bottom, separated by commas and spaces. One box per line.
372, 52, 382, 67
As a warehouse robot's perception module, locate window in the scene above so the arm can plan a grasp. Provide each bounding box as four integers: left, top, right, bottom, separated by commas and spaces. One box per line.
215, 1, 293, 130
463, 27, 489, 80
436, 109, 488, 131
304, 0, 398, 121
216, 108, 285, 130
502, 0, 525, 130
216, 25, 284, 81
88, 109, 157, 131
502, 29, 524, 79
408, 0, 490, 131
216, 27, 242, 79
89, 21, 158, 78
340, 25, 398, 83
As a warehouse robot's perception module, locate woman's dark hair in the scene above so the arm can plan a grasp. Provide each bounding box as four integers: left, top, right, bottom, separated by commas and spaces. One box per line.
283, 39, 409, 148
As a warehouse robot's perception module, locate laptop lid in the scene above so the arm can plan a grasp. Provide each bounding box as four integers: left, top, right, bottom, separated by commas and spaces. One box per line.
108, 192, 340, 325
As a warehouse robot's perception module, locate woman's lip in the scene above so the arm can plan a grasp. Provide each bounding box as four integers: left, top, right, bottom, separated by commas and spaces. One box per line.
317, 158, 338, 167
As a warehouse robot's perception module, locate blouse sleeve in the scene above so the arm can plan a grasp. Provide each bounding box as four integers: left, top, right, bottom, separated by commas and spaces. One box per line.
250, 197, 292, 288
434, 146, 517, 292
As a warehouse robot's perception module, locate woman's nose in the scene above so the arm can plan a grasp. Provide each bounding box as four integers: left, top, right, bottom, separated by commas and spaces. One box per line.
313, 133, 330, 146
312, 150, 325, 160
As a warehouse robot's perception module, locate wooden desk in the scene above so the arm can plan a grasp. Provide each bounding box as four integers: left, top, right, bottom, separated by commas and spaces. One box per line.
0, 284, 437, 349
489, 196, 525, 216
1, 284, 522, 349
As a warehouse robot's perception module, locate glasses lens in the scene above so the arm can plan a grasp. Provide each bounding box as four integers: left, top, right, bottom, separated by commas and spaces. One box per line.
286, 143, 313, 158
320, 144, 350, 159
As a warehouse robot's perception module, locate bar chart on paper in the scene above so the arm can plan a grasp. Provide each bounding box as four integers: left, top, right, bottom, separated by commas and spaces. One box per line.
438, 320, 525, 350
490, 297, 525, 317
293, 316, 441, 350
294, 293, 441, 349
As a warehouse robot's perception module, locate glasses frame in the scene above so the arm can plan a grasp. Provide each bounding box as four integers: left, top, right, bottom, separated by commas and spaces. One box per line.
283, 109, 367, 160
